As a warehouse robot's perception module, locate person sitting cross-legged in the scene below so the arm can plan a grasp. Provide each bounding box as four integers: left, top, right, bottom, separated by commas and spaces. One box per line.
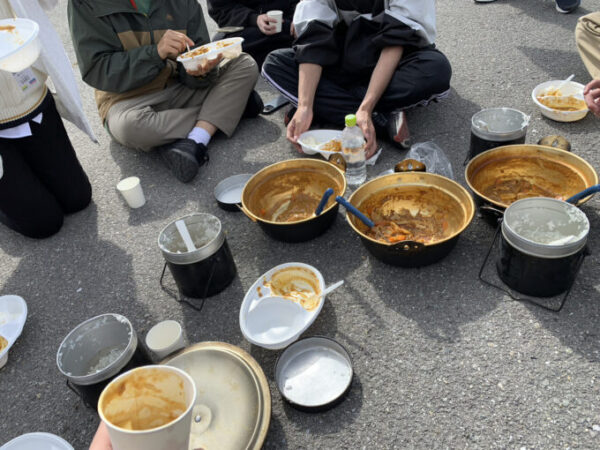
262, 0, 452, 158
68, 0, 261, 183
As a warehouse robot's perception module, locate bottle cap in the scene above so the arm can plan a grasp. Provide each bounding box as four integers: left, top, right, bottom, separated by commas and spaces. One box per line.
345, 114, 356, 127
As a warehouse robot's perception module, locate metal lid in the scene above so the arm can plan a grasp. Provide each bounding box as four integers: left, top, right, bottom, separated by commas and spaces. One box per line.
163, 342, 271, 450
56, 314, 137, 386
158, 213, 224, 265
275, 336, 353, 411
471, 108, 529, 141
214, 174, 253, 210
502, 197, 589, 258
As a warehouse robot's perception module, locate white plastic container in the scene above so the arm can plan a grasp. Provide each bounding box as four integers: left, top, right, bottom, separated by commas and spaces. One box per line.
0, 295, 28, 369
0, 18, 41, 73
177, 37, 244, 72
1, 432, 73, 450
297, 129, 343, 157
532, 80, 589, 122
116, 176, 145, 208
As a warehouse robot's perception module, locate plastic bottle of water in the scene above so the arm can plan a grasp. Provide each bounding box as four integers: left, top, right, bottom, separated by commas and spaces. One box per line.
341, 114, 367, 186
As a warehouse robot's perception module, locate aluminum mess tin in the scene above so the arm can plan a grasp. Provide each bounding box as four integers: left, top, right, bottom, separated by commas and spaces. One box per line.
275, 336, 353, 412
497, 197, 589, 297
163, 342, 271, 450
214, 173, 253, 211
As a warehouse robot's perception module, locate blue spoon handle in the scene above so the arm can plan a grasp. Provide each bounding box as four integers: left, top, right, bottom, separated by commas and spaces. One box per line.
566, 184, 600, 204
335, 196, 375, 228
315, 188, 335, 216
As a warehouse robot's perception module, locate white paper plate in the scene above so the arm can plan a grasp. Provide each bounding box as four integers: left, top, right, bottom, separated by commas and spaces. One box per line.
1, 432, 73, 450
0, 18, 40, 72
240, 263, 326, 350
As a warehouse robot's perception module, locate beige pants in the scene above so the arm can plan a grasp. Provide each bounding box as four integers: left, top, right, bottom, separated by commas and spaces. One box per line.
106, 53, 258, 151
576, 12, 600, 80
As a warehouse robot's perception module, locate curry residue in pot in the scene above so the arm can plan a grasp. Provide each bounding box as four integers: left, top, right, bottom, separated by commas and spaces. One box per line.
471, 156, 587, 206
247, 169, 341, 223
264, 267, 321, 311
357, 186, 465, 245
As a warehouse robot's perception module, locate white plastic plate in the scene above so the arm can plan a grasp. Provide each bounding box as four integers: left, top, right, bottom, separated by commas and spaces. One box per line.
177, 37, 244, 72
1, 432, 73, 450
240, 263, 326, 350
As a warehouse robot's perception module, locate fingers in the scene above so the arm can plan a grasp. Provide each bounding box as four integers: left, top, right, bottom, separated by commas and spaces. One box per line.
584, 79, 600, 94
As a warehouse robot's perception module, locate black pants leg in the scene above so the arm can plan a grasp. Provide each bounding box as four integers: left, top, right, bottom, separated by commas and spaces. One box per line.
263, 47, 452, 125
0, 95, 92, 238
213, 27, 294, 68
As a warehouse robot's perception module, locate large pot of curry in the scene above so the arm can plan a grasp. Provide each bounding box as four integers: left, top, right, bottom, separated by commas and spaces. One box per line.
241, 159, 346, 242
465, 145, 598, 216
345, 172, 475, 267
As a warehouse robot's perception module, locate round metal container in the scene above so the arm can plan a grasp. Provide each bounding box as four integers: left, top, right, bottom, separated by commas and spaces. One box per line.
497, 197, 589, 297
56, 314, 149, 408
214, 174, 253, 211
158, 213, 236, 298
163, 342, 270, 450
275, 336, 353, 412
469, 108, 529, 159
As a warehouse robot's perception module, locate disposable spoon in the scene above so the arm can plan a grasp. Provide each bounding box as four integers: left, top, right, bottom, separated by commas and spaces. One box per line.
175, 220, 197, 252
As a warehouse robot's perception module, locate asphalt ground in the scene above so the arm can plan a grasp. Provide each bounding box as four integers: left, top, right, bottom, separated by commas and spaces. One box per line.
2, 0, 600, 448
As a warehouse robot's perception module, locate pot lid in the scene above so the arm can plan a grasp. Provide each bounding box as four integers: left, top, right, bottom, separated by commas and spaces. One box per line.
158, 213, 224, 264
471, 108, 529, 141
502, 197, 589, 258
162, 342, 270, 450
214, 174, 253, 208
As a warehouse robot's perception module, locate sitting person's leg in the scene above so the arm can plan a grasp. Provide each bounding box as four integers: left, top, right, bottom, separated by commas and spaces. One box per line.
576, 12, 600, 79
0, 141, 65, 238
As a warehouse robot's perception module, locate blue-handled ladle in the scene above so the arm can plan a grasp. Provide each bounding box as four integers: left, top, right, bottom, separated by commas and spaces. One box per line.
566, 184, 600, 204
335, 196, 375, 227
315, 188, 335, 216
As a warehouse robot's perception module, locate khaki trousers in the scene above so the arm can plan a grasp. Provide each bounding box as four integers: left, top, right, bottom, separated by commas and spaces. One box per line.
106, 53, 258, 151
576, 12, 600, 80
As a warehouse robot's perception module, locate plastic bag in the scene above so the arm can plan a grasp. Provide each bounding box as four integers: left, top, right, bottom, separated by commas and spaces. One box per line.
404, 141, 454, 180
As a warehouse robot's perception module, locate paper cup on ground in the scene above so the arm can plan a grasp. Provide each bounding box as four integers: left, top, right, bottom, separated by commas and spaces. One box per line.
145, 320, 186, 360
117, 177, 145, 208
98, 365, 196, 450
267, 10, 283, 33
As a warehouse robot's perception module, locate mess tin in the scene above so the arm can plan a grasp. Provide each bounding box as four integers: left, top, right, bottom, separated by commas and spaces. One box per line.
465, 144, 598, 219
344, 171, 474, 267
240, 159, 346, 242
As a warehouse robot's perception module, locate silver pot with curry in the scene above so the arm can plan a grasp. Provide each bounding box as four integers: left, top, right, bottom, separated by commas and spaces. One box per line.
241, 159, 346, 242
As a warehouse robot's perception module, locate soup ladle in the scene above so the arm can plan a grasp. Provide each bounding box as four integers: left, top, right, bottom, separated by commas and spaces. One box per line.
566, 184, 600, 204
315, 188, 335, 216
335, 196, 374, 228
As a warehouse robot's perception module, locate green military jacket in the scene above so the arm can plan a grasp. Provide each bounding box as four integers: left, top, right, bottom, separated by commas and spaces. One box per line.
68, 0, 211, 121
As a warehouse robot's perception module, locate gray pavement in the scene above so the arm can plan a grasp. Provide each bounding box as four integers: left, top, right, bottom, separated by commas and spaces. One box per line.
2, 0, 600, 448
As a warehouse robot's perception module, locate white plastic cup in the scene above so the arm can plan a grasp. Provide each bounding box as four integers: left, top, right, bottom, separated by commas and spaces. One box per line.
116, 176, 145, 208
145, 320, 187, 360
98, 365, 196, 450
267, 10, 283, 33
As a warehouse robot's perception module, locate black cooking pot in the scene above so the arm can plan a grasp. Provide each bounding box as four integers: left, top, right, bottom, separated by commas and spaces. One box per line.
240, 159, 347, 243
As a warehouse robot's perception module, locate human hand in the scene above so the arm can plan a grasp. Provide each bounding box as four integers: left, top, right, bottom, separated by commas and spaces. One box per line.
186, 54, 223, 77
356, 109, 378, 159
583, 79, 600, 116
257, 14, 278, 35
89, 422, 112, 450
157, 30, 194, 60
286, 106, 313, 153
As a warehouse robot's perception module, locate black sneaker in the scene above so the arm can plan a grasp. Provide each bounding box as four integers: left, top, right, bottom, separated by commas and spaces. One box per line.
160, 139, 200, 183
242, 90, 264, 118
372, 111, 411, 150
555, 0, 580, 13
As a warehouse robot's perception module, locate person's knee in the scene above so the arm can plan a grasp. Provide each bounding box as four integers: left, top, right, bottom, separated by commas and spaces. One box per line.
3, 207, 64, 239
235, 53, 259, 83
262, 48, 294, 76
107, 107, 156, 151
63, 177, 92, 214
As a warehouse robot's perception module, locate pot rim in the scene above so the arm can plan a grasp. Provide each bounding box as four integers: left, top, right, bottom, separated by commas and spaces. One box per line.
471, 107, 529, 141
464, 144, 599, 209
345, 172, 475, 248
241, 159, 347, 226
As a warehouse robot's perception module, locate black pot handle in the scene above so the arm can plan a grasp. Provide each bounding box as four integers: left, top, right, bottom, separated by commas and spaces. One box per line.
159, 262, 208, 312
479, 204, 505, 219
389, 240, 426, 253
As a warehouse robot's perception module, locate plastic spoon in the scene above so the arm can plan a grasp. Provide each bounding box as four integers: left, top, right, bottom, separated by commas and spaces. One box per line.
322, 279, 344, 296
315, 188, 335, 216
566, 184, 600, 204
175, 220, 196, 252
335, 196, 375, 227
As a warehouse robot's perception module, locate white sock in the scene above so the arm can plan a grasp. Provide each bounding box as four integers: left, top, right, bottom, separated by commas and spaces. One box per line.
187, 127, 211, 146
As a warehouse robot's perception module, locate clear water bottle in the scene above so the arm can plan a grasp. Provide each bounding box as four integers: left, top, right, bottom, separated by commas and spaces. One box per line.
341, 114, 367, 186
